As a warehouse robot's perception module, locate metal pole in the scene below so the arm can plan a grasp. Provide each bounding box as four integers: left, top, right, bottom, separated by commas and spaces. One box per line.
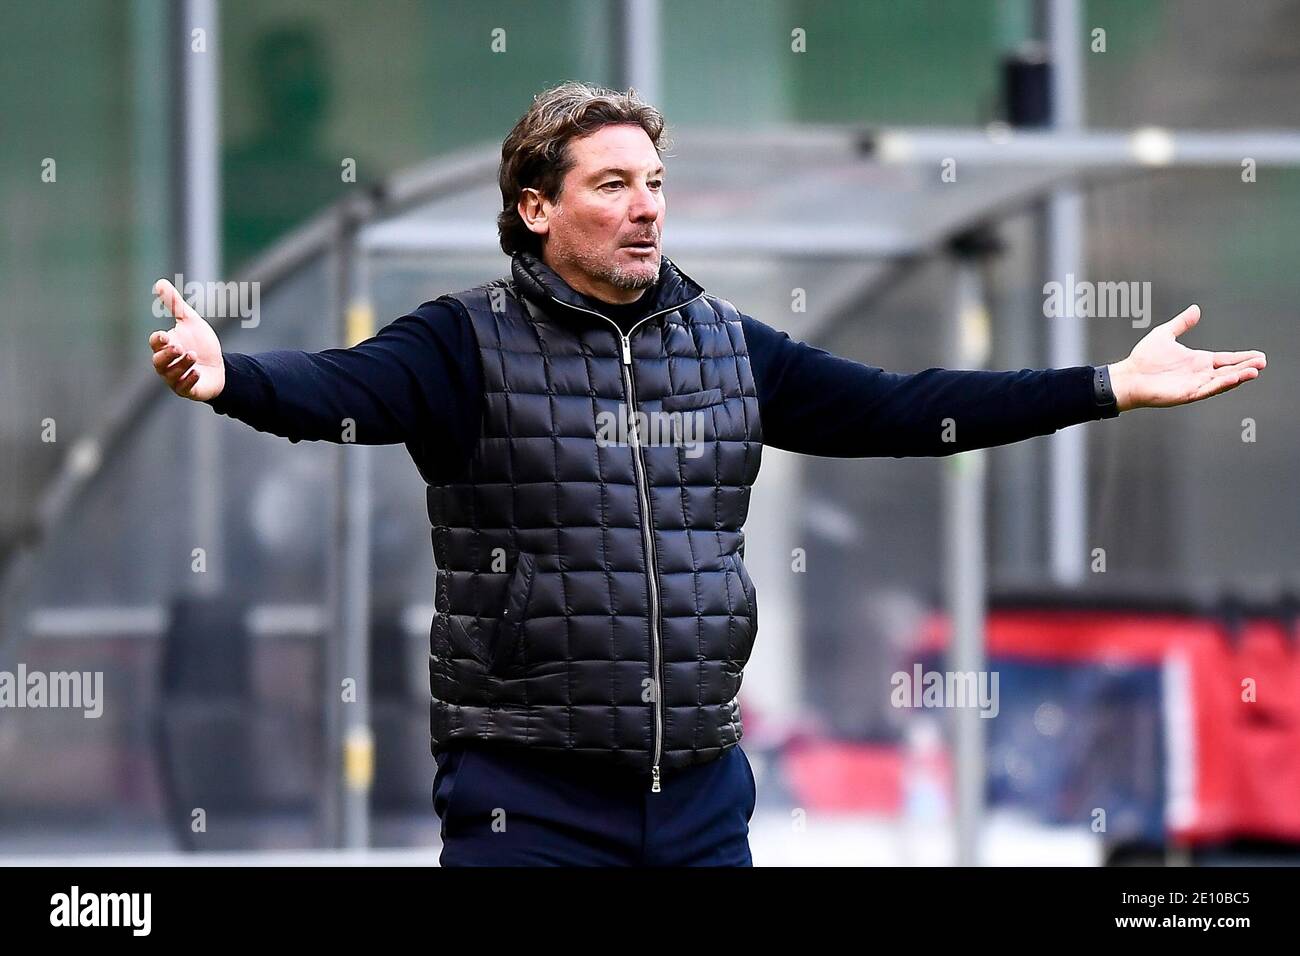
997, 8, 1046, 578
340, 244, 374, 849
180, 0, 223, 597
325, 199, 375, 849
945, 236, 995, 867
615, 0, 661, 101
1046, 0, 1087, 585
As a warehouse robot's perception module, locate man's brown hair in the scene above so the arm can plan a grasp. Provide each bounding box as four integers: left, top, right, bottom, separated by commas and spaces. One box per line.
496, 81, 671, 257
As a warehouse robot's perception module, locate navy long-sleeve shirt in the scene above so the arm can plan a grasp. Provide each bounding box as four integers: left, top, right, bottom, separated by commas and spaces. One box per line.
206, 297, 1113, 482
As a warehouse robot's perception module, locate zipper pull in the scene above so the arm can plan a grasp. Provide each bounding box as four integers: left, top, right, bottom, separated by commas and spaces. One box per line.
651, 765, 661, 793
620, 334, 632, 365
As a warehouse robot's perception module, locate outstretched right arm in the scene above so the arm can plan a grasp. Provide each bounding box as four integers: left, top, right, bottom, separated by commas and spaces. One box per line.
147, 279, 481, 449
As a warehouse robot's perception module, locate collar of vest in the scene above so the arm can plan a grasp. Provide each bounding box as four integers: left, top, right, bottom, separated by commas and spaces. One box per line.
510, 250, 706, 327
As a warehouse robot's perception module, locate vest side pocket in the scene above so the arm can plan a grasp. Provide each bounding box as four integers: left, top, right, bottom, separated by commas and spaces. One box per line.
447, 614, 492, 668
727, 551, 759, 665
492, 551, 537, 675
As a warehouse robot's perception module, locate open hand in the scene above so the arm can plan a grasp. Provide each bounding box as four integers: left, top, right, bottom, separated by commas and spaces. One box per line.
1108, 304, 1266, 411
148, 278, 226, 402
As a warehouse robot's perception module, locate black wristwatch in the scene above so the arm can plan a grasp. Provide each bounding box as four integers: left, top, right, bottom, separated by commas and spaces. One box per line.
1093, 365, 1121, 418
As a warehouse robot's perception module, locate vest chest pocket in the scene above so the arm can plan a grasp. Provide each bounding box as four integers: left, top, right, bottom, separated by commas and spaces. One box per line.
660, 387, 724, 413
492, 551, 537, 675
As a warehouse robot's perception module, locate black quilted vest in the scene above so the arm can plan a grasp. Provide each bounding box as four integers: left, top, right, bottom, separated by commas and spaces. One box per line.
427, 251, 763, 790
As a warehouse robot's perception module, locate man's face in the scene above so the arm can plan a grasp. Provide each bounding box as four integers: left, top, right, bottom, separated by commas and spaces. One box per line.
521, 123, 665, 304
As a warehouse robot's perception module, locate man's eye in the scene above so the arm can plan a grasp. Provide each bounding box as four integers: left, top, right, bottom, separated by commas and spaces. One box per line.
649, 180, 663, 189
602, 181, 623, 189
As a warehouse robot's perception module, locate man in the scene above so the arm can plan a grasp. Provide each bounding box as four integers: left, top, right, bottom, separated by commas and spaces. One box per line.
148, 82, 1266, 866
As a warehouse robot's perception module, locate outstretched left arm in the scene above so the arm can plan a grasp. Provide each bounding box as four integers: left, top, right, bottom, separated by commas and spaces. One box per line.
743, 315, 1110, 458
1107, 304, 1266, 411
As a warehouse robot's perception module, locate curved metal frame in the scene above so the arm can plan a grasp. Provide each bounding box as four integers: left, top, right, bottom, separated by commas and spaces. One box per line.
9, 123, 1300, 643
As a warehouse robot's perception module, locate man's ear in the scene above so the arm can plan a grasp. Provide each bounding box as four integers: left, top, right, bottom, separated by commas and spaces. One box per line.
518, 187, 550, 240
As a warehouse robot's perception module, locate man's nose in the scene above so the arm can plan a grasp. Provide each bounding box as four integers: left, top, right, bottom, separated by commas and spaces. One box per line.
628, 185, 659, 221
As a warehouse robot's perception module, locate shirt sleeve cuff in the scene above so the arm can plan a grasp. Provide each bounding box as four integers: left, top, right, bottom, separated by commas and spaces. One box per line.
1049, 365, 1112, 427
204, 353, 268, 419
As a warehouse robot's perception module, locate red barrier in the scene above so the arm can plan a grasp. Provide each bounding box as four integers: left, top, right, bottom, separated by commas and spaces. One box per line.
917, 609, 1300, 844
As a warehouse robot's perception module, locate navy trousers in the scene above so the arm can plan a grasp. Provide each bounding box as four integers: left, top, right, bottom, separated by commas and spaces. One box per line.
433, 741, 757, 866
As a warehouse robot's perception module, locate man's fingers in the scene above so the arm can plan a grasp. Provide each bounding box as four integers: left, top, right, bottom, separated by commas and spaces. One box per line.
148, 330, 180, 356
1191, 365, 1259, 402
1212, 350, 1267, 369
164, 359, 195, 388
163, 351, 198, 387
153, 278, 203, 324
175, 365, 201, 398
1215, 365, 1259, 390
1165, 303, 1201, 338
152, 344, 194, 375
151, 345, 183, 372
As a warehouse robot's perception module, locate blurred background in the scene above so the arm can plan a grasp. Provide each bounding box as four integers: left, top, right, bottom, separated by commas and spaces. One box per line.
2, 0, 1299, 865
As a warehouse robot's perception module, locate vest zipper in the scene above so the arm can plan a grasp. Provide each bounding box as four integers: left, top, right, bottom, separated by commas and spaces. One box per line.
530, 289, 703, 792
618, 345, 661, 792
